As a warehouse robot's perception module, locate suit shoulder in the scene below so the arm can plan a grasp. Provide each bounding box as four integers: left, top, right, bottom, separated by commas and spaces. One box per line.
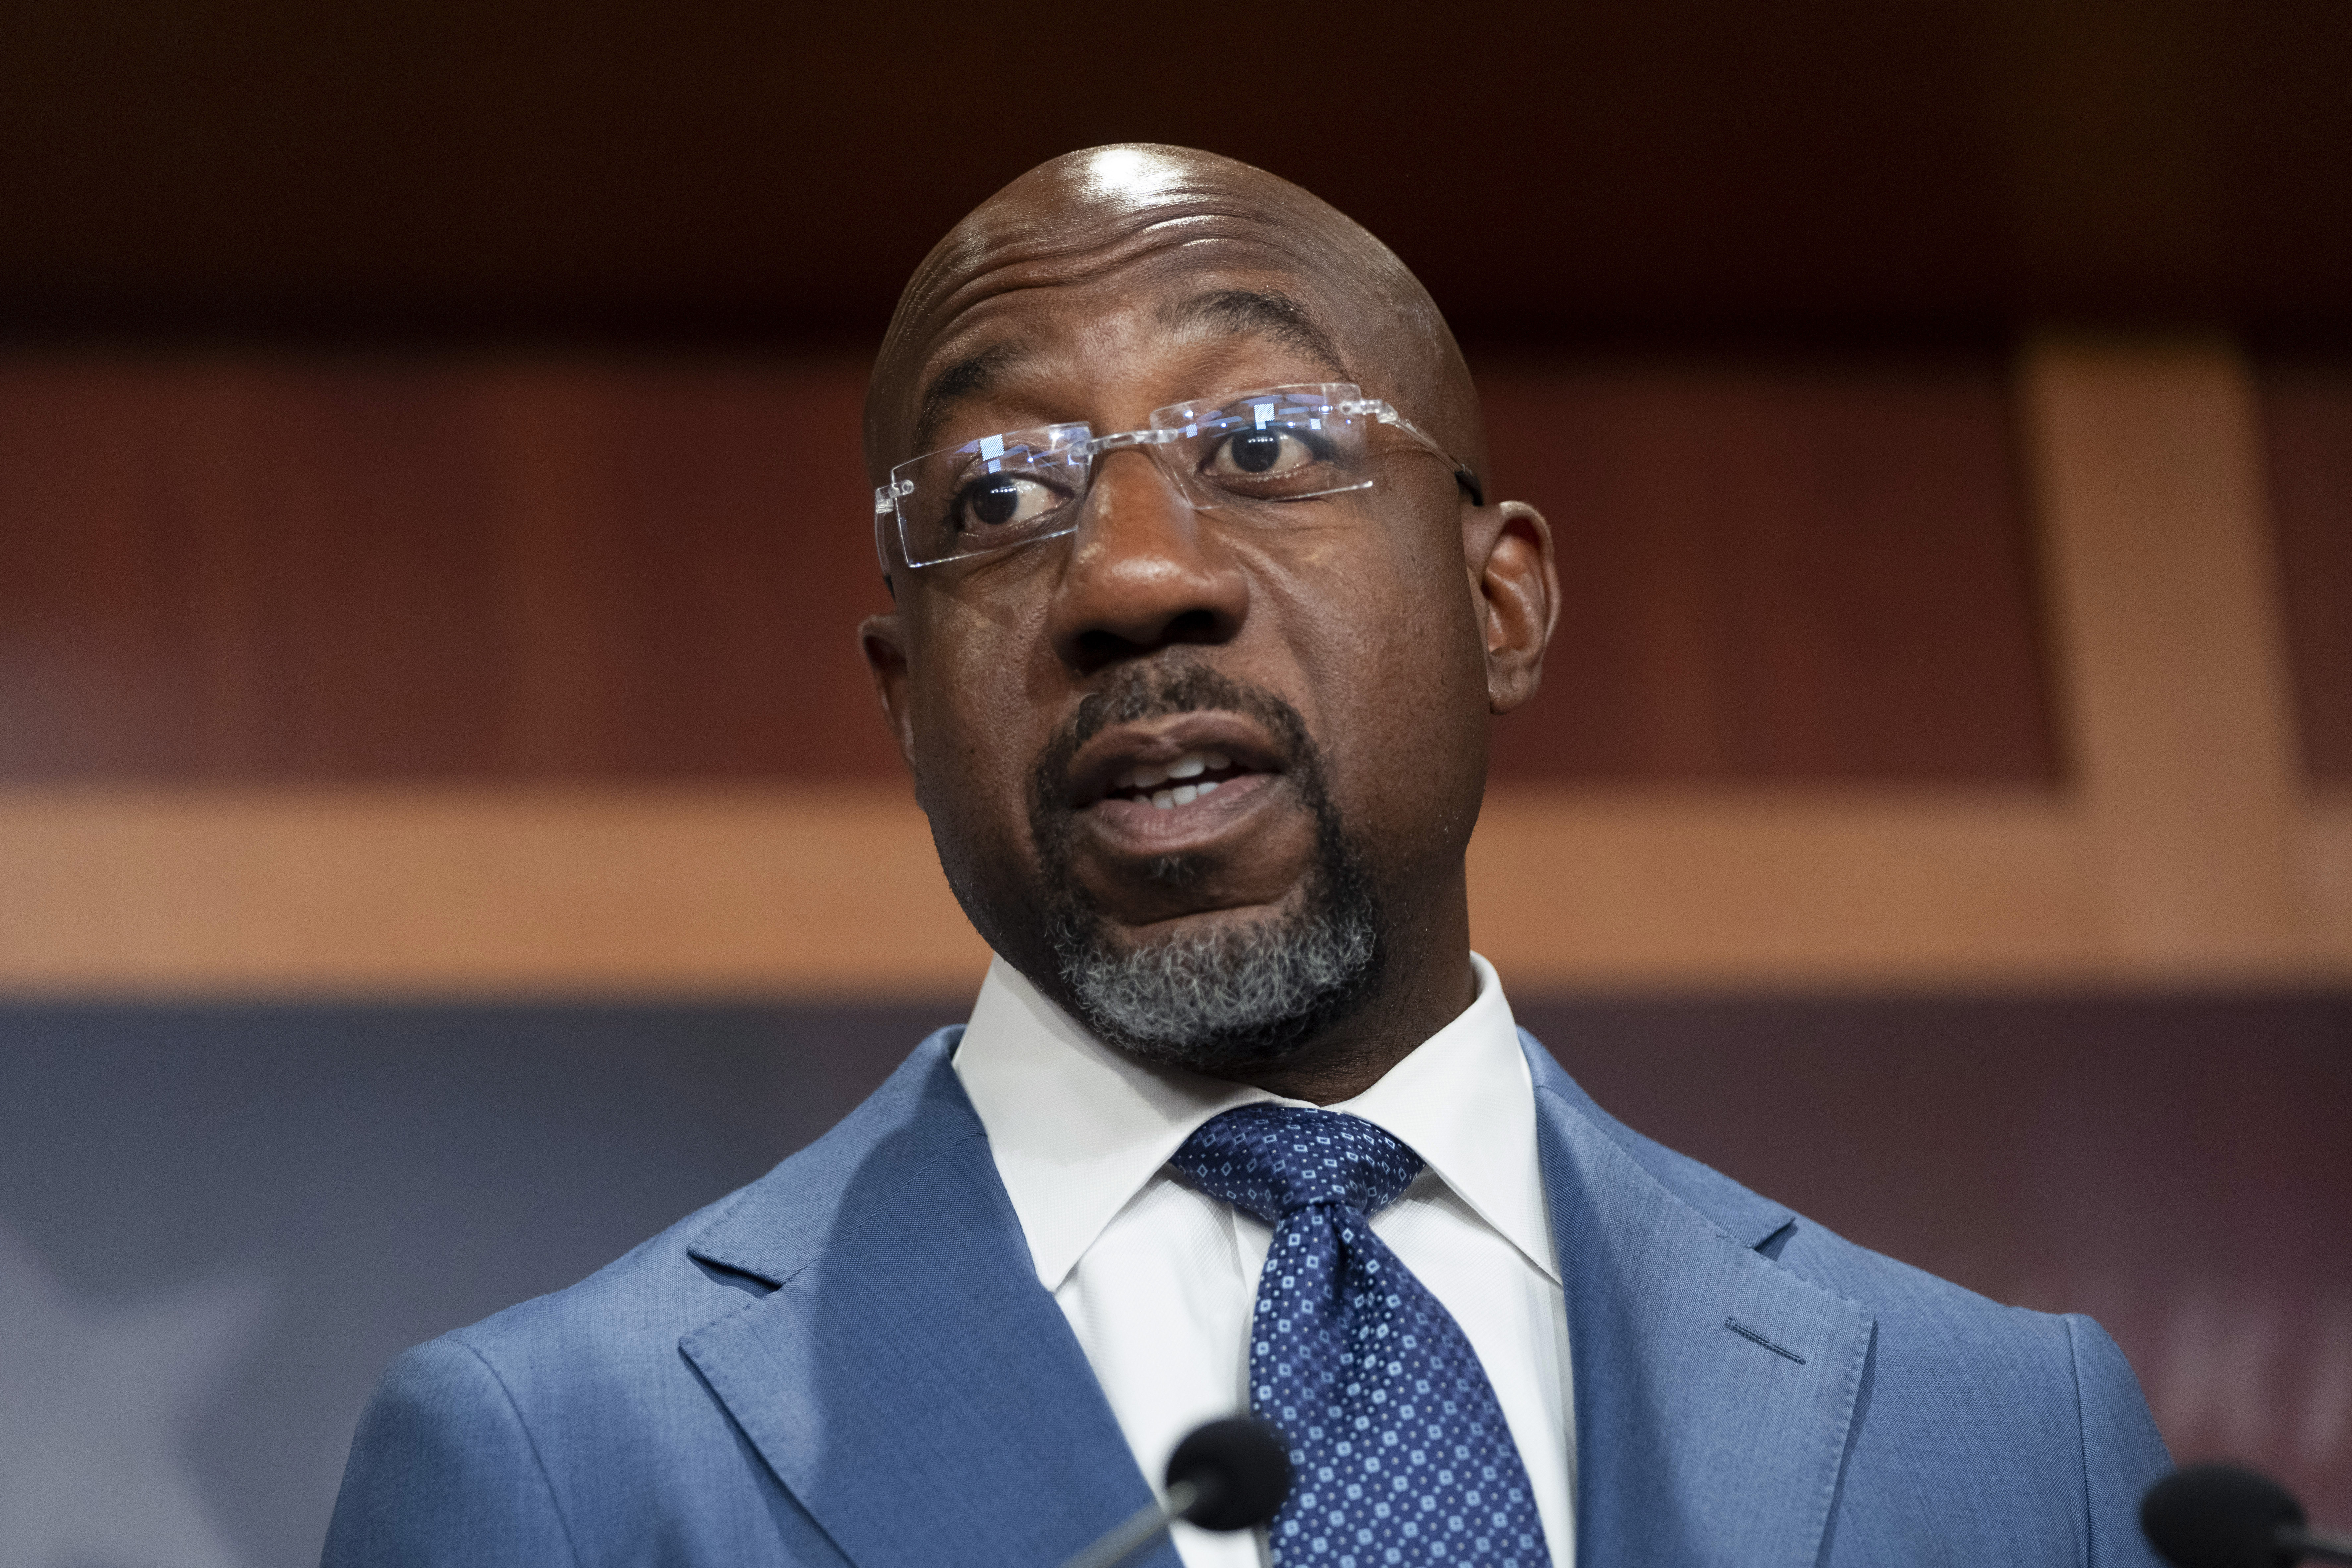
441, 1194, 753, 1371
327, 1335, 583, 1567
1774, 1214, 2070, 1353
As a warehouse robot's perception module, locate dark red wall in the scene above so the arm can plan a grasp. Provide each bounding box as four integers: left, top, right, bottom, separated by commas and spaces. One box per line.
0, 353, 2063, 784
2262, 366, 2352, 782
9, 350, 2343, 786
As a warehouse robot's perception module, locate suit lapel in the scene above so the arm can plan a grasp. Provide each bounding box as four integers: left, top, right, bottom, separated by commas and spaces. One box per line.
680, 1035, 1177, 1568
1523, 1035, 1873, 1568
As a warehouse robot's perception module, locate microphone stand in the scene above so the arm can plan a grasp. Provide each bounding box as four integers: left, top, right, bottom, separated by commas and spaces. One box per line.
1057, 1480, 1201, 1568
1051, 1416, 1289, 1568
2281, 1522, 2352, 1565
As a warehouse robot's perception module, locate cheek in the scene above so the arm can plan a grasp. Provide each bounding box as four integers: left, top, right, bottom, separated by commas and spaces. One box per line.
1268, 525, 1490, 836
905, 600, 1054, 860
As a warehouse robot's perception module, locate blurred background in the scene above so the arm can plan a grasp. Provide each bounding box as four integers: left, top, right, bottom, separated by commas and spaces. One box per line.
1, 2, 2348, 1563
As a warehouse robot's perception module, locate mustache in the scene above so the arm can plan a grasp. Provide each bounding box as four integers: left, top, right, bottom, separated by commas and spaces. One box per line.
1033, 660, 1312, 811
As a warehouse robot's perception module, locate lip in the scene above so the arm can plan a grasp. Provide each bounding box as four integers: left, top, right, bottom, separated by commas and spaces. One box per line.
1061, 710, 1295, 861
1081, 771, 1283, 857
1064, 711, 1289, 810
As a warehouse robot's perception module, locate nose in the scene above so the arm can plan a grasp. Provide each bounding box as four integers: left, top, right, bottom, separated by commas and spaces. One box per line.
1045, 448, 1251, 674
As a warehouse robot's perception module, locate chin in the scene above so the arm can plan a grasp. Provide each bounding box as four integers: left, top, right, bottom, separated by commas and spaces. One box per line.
1044, 843, 1384, 1076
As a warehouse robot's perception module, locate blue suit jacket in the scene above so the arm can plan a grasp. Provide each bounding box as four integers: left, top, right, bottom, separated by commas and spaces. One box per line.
324, 1029, 2171, 1567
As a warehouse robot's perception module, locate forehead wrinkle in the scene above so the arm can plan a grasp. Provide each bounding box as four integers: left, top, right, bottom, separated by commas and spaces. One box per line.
903, 208, 1272, 352
893, 184, 1385, 370
908, 309, 1348, 462
878, 229, 1371, 468
872, 212, 1252, 475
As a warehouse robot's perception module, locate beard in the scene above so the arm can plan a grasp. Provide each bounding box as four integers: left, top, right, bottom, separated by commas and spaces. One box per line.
1027, 661, 1384, 1074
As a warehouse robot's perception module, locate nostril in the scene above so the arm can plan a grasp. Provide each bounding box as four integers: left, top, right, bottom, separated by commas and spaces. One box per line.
1160, 608, 1226, 645
1072, 628, 1142, 670
1069, 608, 1233, 673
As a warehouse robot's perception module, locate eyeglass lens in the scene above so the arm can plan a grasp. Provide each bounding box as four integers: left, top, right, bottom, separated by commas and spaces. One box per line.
891, 384, 1379, 567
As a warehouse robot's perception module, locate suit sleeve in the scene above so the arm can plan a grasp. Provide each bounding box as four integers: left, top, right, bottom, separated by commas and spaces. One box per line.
2066, 1314, 2172, 1568
322, 1336, 581, 1568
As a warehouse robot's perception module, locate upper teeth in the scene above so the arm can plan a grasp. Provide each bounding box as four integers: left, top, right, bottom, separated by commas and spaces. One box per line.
1113, 749, 1233, 808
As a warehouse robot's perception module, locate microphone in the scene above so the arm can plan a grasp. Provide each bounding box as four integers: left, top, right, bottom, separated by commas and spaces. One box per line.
2142, 1464, 2352, 1566
1058, 1417, 1293, 1568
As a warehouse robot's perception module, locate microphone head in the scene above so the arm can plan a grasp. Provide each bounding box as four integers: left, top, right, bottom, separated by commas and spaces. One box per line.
2142, 1464, 2307, 1568
1165, 1417, 1292, 1533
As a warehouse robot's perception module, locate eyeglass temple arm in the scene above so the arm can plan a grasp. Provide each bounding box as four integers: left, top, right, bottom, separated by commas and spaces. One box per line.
1362, 402, 1485, 507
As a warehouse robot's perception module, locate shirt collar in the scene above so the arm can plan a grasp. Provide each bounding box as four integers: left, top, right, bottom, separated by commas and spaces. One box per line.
952, 952, 1557, 1291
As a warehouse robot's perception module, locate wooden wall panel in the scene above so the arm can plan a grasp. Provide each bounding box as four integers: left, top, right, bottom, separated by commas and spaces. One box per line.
471, 364, 899, 777
0, 365, 219, 774
0, 353, 2059, 784
2258, 362, 2352, 783
0, 357, 905, 779
1481, 357, 2057, 781
16, 339, 2344, 996
226, 368, 512, 775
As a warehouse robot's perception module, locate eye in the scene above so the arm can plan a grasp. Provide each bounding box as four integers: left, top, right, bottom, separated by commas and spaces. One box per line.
952, 471, 1067, 533
1207, 424, 1321, 480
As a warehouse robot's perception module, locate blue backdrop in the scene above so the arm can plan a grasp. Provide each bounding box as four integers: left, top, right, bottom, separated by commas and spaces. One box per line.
2, 991, 2346, 1567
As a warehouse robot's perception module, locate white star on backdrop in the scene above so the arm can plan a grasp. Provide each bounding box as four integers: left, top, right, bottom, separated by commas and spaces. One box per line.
0, 1217, 271, 1568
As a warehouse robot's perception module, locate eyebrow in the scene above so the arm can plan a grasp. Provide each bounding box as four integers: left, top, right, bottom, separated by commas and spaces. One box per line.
905, 287, 1351, 457
911, 344, 1020, 457
1157, 288, 1351, 379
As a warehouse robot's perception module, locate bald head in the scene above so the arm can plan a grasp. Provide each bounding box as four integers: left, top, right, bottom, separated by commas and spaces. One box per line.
863, 144, 1486, 488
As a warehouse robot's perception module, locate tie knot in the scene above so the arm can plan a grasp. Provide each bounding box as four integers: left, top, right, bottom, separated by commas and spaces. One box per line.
1169, 1104, 1424, 1222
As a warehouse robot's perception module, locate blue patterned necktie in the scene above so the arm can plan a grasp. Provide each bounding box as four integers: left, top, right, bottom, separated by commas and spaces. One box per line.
1169, 1104, 1551, 1568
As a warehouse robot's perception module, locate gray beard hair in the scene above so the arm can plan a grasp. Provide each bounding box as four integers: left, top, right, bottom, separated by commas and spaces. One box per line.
1045, 849, 1381, 1073
1030, 662, 1384, 1074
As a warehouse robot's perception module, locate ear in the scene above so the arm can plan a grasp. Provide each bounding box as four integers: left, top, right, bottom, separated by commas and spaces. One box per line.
858, 611, 921, 771
1464, 499, 1559, 715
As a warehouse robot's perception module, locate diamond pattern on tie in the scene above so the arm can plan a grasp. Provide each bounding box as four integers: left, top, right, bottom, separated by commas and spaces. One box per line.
1171, 1104, 1549, 1568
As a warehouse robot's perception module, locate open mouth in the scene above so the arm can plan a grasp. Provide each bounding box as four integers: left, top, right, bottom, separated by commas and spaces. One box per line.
1103, 748, 1255, 810
1059, 706, 1291, 833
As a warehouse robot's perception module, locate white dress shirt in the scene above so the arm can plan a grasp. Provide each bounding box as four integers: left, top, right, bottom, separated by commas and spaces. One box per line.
952, 952, 1575, 1568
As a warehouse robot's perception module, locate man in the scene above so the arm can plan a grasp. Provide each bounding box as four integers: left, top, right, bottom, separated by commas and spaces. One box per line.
325, 145, 2170, 1567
